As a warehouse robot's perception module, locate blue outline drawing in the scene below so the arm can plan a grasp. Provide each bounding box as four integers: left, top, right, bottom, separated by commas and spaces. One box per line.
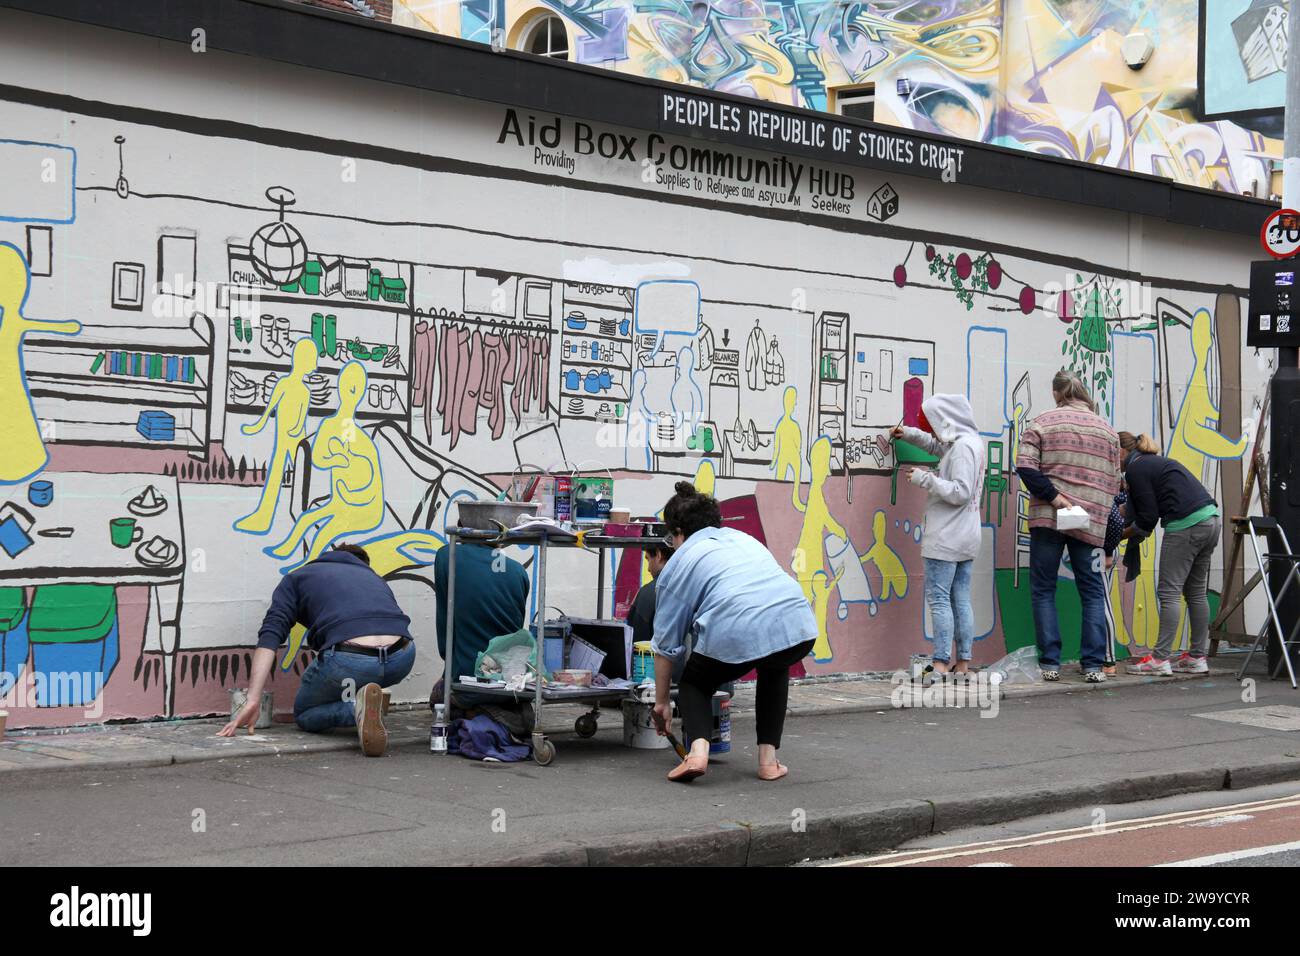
966, 326, 1008, 439
0, 140, 77, 224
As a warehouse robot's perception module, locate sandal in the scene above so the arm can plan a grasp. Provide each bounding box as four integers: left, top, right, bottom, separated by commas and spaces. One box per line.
667, 753, 708, 783
758, 760, 788, 782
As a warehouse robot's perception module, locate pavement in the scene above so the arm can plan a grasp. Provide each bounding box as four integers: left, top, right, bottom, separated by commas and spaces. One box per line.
2, 654, 1300, 866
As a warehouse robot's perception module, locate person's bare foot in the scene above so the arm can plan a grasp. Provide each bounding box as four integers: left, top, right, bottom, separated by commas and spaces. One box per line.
758, 760, 788, 781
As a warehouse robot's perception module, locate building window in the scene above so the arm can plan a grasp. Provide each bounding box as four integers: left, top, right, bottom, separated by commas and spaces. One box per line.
523, 14, 569, 59
833, 84, 876, 123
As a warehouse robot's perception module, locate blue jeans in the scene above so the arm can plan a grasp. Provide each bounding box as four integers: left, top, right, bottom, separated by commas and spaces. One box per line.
294, 640, 416, 732
924, 558, 974, 665
1029, 527, 1107, 672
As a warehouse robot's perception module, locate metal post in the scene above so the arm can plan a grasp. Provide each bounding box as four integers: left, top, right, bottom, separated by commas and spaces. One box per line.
1284, 8, 1300, 367
442, 532, 456, 719
533, 538, 547, 746
597, 546, 606, 619
1269, 25, 1300, 674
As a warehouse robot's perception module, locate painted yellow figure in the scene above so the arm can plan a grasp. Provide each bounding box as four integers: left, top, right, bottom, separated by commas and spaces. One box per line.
693, 458, 717, 497
792, 437, 848, 657
1123, 308, 1247, 654
1168, 309, 1249, 474
0, 243, 80, 483
809, 566, 845, 661
771, 385, 804, 510
266, 361, 384, 574
862, 509, 909, 600
234, 338, 316, 533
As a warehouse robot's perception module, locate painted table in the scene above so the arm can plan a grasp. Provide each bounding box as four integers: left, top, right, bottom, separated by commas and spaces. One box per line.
0, 472, 185, 715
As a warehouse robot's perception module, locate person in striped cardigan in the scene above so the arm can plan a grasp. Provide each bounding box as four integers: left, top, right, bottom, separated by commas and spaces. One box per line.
1015, 371, 1122, 682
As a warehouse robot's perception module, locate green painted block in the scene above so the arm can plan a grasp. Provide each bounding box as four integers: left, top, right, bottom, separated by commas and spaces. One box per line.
994, 568, 1133, 662
28, 585, 117, 644
0, 587, 25, 632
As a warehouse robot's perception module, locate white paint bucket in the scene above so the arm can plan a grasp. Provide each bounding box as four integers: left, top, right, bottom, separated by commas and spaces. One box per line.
621, 699, 669, 750
229, 688, 274, 729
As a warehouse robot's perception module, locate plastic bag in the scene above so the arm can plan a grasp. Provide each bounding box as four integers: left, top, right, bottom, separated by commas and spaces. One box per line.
475, 628, 551, 682
985, 645, 1042, 685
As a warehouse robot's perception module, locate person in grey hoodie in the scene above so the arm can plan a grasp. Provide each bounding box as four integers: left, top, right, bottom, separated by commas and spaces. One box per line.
892, 394, 986, 679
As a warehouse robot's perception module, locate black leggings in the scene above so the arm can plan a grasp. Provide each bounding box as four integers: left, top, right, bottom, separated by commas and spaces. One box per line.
678, 639, 815, 750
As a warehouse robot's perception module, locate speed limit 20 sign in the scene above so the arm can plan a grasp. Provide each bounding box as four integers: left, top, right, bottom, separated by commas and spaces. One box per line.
1261, 208, 1300, 259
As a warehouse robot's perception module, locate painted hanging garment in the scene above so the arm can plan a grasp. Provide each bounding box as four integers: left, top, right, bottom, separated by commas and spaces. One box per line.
412, 318, 437, 444
433, 317, 552, 450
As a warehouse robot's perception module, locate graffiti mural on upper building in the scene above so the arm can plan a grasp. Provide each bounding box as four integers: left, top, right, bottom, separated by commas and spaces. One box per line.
382, 0, 1282, 189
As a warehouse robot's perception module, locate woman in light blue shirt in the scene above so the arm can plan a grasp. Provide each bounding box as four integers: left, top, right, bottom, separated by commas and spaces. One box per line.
652, 481, 817, 783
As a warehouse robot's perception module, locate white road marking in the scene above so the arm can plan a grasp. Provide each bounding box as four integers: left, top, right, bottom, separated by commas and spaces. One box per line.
824, 794, 1300, 867
1156, 840, 1300, 867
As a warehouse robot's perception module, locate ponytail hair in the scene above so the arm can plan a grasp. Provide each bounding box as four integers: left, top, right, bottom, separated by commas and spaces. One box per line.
1118, 431, 1160, 455
663, 481, 722, 541
1052, 369, 1095, 412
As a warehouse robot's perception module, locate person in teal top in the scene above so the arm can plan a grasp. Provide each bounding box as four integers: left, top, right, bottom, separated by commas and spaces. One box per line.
1118, 432, 1220, 675
432, 542, 529, 708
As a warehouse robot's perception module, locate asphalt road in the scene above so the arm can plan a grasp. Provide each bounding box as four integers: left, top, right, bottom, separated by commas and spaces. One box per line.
824, 781, 1300, 867
4, 674, 1300, 866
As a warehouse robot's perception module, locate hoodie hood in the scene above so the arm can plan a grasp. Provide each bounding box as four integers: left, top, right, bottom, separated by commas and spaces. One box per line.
920, 394, 979, 444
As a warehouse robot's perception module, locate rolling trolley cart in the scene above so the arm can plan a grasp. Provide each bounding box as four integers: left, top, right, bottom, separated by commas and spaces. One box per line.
441, 526, 659, 765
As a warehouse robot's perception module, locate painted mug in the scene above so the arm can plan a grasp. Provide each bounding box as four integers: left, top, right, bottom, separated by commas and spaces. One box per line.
110, 517, 143, 549
28, 480, 53, 507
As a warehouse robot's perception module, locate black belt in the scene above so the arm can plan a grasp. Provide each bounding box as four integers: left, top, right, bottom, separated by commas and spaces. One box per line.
334, 636, 411, 657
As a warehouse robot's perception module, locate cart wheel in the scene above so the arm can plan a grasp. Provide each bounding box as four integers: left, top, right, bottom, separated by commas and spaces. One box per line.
534, 738, 556, 766
575, 714, 598, 738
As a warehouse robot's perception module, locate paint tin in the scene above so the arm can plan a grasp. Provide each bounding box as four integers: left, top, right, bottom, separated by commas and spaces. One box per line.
621, 699, 669, 750
229, 688, 274, 729
712, 692, 731, 755
631, 641, 655, 683
537, 475, 572, 522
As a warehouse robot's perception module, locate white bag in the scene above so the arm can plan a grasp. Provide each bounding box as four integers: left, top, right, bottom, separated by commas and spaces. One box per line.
1056, 505, 1090, 531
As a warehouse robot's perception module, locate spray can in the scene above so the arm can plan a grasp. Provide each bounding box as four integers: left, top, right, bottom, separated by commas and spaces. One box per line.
430, 703, 449, 755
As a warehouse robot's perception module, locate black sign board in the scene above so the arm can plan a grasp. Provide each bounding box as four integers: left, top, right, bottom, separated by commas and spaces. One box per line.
1248, 258, 1300, 347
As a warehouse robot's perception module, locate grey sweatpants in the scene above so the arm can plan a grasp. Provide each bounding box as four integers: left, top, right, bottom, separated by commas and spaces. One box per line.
1154, 517, 1221, 660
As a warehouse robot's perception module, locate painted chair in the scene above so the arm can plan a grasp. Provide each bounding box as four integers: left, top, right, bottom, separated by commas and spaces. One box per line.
983, 440, 1008, 526
0, 587, 28, 697
27, 584, 119, 707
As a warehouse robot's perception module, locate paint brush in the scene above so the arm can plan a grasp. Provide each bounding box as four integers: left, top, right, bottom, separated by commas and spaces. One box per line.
663, 729, 689, 760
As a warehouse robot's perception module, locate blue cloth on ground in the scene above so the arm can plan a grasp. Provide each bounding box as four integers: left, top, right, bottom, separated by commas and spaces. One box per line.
449, 713, 531, 762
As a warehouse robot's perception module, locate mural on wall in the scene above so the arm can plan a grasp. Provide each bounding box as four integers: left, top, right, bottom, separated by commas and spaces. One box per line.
1202, 0, 1289, 117
0, 70, 1269, 729
386, 0, 1281, 189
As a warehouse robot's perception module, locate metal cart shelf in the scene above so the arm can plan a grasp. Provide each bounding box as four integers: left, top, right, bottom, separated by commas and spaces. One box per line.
441, 527, 655, 765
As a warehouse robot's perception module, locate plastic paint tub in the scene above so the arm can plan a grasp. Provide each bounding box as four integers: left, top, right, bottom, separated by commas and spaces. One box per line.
621, 700, 669, 750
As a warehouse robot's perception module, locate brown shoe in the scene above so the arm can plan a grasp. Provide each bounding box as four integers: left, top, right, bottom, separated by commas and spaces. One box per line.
355, 683, 387, 757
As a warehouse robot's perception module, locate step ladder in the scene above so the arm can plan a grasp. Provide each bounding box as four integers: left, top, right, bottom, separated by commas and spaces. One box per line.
1222, 516, 1300, 689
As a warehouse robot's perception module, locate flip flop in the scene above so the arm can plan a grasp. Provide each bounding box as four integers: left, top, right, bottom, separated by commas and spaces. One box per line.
758, 761, 788, 782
